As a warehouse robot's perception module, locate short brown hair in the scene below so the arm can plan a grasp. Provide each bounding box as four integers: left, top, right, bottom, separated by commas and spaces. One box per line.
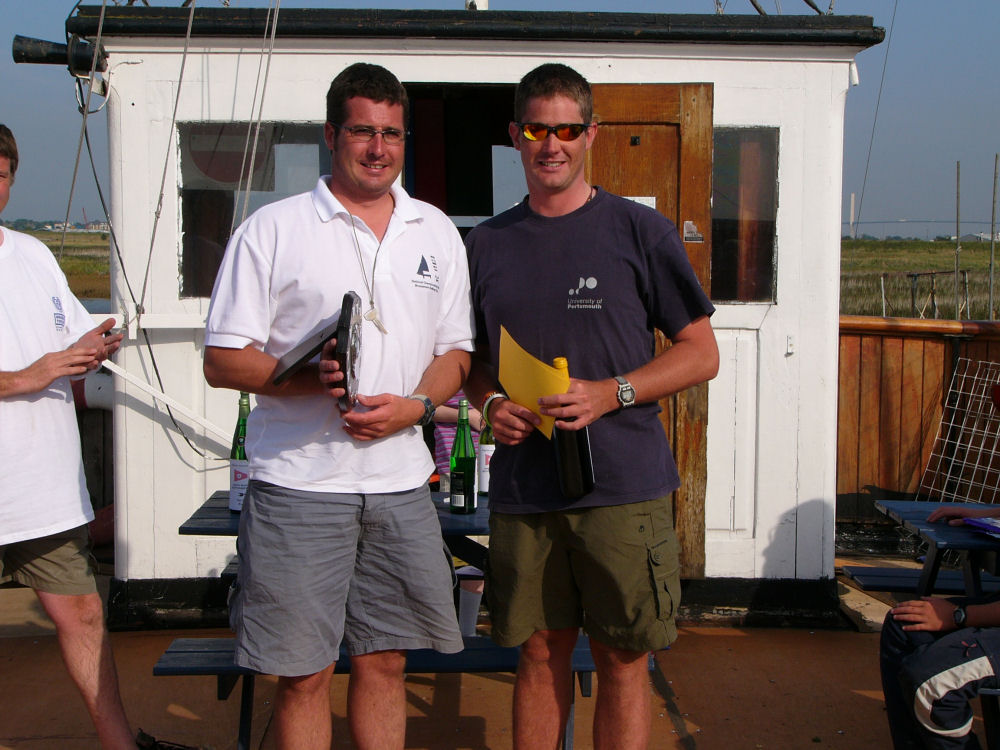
0, 124, 19, 181
325, 63, 409, 127
514, 63, 593, 124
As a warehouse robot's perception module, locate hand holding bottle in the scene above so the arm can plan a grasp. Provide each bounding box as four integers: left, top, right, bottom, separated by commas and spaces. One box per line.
537, 375, 618, 429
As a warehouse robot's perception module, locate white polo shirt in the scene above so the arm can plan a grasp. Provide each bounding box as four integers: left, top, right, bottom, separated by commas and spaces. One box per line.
205, 178, 474, 493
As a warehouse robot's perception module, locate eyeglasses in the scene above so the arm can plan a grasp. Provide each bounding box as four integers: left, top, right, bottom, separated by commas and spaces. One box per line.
517, 122, 590, 142
333, 124, 407, 145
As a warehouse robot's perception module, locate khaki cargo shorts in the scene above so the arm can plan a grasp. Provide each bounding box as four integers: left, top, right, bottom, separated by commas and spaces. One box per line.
0, 524, 97, 595
486, 496, 680, 652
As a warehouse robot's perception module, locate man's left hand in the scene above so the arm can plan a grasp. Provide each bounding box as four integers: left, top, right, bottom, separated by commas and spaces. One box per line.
75, 318, 123, 370
537, 377, 617, 430
341, 393, 423, 441
891, 597, 956, 632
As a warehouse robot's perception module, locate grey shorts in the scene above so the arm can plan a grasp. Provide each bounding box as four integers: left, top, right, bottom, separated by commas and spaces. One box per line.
0, 524, 97, 595
230, 480, 463, 677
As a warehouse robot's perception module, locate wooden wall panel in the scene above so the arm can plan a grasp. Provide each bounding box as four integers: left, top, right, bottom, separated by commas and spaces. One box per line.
837, 316, 1000, 523
879, 337, 903, 490
899, 338, 925, 492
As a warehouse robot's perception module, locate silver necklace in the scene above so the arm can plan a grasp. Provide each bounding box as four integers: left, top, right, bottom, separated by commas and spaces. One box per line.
348, 214, 389, 335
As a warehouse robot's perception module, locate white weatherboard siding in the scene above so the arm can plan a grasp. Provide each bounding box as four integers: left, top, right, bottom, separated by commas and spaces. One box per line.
104, 37, 860, 581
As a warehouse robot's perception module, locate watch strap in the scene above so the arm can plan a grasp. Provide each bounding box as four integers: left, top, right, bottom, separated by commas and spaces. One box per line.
408, 394, 435, 426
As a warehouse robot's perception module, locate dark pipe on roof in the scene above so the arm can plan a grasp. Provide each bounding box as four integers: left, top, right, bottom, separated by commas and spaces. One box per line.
65, 7, 884, 48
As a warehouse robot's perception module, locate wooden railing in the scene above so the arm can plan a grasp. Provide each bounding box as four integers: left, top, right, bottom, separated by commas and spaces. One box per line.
837, 315, 1000, 524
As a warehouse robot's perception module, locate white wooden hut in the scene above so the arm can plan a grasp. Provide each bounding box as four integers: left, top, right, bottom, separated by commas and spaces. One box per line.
41, 6, 881, 624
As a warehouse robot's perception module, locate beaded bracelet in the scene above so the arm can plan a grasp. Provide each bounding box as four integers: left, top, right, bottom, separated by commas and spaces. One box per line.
480, 390, 508, 430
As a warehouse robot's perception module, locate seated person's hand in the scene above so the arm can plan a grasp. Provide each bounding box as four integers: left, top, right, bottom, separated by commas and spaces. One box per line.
927, 505, 1000, 525
890, 597, 957, 632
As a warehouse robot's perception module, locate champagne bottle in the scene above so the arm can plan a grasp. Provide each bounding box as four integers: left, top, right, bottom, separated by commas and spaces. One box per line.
552, 357, 595, 499
449, 398, 478, 513
477, 423, 495, 495
228, 391, 250, 512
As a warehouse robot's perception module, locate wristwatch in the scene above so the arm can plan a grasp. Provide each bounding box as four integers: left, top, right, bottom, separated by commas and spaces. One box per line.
408, 394, 435, 426
614, 376, 636, 409
953, 604, 968, 627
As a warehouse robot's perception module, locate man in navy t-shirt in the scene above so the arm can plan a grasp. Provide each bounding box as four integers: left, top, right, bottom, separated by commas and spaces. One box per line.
465, 63, 719, 749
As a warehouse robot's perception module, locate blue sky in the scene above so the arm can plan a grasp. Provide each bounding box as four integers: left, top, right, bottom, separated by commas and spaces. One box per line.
3, 0, 999, 239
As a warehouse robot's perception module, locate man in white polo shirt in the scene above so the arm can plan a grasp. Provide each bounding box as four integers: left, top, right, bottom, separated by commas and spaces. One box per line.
204, 63, 473, 750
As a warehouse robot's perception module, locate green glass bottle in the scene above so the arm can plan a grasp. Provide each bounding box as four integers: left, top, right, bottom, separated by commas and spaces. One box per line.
228, 391, 250, 512
449, 398, 478, 513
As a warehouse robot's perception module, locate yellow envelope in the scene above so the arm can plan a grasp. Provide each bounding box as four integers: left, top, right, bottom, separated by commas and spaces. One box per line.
498, 325, 570, 439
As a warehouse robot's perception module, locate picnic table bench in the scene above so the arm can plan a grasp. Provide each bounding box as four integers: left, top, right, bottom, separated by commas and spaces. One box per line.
155, 633, 607, 750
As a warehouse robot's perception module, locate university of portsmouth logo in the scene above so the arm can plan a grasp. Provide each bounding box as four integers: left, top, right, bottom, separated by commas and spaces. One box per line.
52, 296, 66, 330
412, 254, 441, 292
567, 276, 602, 310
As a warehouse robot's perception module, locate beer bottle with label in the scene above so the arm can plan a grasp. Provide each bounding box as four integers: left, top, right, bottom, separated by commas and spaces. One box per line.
449, 398, 478, 513
552, 357, 595, 499
228, 391, 250, 512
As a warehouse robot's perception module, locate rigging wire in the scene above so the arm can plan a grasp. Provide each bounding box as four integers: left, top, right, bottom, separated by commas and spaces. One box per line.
79, 106, 209, 457
59, 0, 107, 259
66, 0, 285, 457
65, 1, 212, 456
232, 0, 282, 234
856, 0, 898, 234
136, 0, 197, 322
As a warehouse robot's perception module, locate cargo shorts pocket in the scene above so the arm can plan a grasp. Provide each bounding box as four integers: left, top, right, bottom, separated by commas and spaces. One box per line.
647, 536, 681, 621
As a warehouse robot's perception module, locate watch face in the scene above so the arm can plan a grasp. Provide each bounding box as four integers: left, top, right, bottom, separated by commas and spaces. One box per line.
618, 382, 635, 406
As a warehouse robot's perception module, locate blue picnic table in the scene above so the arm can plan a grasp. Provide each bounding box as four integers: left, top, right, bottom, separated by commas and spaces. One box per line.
845, 500, 1000, 596
182, 490, 490, 569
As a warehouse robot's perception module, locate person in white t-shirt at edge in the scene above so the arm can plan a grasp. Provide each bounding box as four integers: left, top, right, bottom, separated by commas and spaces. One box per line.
203, 63, 474, 750
0, 123, 146, 749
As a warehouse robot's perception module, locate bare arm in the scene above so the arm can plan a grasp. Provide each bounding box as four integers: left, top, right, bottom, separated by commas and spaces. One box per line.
892, 597, 1000, 632
538, 315, 719, 430
204, 343, 340, 398
0, 317, 122, 398
433, 403, 484, 433
340, 349, 471, 441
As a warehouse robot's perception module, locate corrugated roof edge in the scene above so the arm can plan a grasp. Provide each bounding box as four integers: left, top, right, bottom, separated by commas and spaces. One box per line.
66, 7, 884, 48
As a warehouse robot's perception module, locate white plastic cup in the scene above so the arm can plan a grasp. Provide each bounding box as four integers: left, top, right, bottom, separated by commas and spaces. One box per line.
456, 565, 484, 637
459, 584, 484, 636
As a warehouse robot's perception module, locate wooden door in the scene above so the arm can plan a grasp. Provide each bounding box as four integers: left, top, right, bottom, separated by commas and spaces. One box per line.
588, 84, 713, 578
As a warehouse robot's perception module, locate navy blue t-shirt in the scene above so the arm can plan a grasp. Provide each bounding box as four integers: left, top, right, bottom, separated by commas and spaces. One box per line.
466, 187, 715, 513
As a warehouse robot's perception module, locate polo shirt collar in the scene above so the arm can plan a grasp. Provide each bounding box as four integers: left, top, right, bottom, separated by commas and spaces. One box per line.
311, 177, 422, 225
